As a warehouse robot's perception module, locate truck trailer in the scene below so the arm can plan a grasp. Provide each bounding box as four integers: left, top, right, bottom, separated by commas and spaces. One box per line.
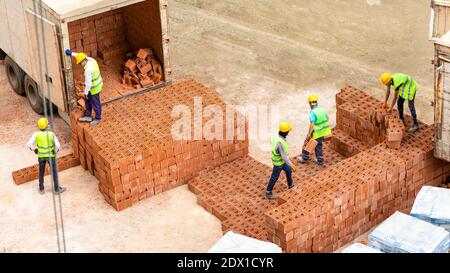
0, 0, 171, 123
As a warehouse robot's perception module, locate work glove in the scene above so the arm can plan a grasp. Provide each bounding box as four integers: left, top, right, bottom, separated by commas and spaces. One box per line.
387, 106, 393, 113
380, 102, 387, 109
34, 149, 38, 154
65, 49, 73, 56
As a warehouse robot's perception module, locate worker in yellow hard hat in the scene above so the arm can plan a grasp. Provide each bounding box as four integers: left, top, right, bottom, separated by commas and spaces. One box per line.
380, 72, 419, 133
65, 49, 103, 126
265, 121, 297, 200
298, 95, 332, 166
27, 117, 66, 194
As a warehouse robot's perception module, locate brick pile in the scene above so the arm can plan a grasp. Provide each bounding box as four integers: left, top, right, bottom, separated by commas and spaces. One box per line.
188, 85, 450, 253
12, 153, 80, 185
68, 9, 129, 61
122, 48, 163, 88
385, 115, 405, 149
71, 80, 248, 211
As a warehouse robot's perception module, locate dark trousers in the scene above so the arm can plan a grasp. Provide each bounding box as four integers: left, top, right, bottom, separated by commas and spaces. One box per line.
85, 93, 102, 120
302, 136, 324, 163
38, 157, 60, 190
397, 96, 417, 125
266, 163, 293, 193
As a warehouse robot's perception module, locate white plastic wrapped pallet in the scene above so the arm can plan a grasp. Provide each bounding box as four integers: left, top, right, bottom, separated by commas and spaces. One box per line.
208, 231, 282, 253
368, 211, 450, 253
341, 243, 383, 253
410, 186, 450, 231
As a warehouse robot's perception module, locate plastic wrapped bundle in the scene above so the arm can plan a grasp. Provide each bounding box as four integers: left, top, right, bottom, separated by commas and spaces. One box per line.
411, 186, 450, 232
208, 231, 282, 253
341, 243, 383, 253
368, 211, 450, 253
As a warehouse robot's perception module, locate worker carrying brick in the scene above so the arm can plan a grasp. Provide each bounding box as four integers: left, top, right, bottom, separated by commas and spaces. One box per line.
65, 49, 103, 126
27, 117, 66, 195
265, 121, 297, 200
298, 95, 332, 166
380, 73, 419, 133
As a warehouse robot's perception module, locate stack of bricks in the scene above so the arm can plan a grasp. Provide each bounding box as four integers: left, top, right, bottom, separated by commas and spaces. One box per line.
187, 85, 450, 253
12, 154, 80, 185
122, 48, 163, 88
189, 142, 346, 241
70, 79, 248, 211
385, 115, 405, 149
68, 9, 129, 61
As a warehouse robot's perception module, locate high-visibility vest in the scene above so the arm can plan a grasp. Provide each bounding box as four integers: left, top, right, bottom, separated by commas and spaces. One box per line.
85, 59, 103, 95
393, 73, 417, 101
311, 107, 332, 139
35, 131, 55, 158
271, 135, 289, 166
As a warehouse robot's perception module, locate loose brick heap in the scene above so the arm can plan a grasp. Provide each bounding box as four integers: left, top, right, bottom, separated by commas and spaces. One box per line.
70, 80, 248, 211
122, 48, 163, 88
188, 85, 450, 253
12, 153, 80, 185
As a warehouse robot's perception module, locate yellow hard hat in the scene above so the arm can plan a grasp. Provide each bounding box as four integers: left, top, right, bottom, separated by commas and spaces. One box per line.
308, 95, 318, 103
76, 52, 87, 64
37, 117, 48, 130
279, 121, 293, 133
380, 73, 393, 86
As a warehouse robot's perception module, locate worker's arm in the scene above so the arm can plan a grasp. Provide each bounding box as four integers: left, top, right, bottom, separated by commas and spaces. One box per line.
277, 143, 292, 167
383, 85, 391, 108
53, 134, 61, 153
305, 122, 314, 142
26, 132, 37, 151
83, 64, 93, 96
388, 90, 399, 113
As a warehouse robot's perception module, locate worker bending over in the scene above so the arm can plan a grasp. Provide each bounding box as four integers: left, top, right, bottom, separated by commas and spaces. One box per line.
380, 73, 419, 133
298, 95, 332, 166
65, 49, 103, 126
265, 122, 297, 200
27, 117, 66, 194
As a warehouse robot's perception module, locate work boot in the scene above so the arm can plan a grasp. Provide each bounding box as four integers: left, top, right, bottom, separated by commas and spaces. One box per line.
53, 187, 66, 194
90, 119, 101, 126
313, 159, 325, 167
79, 116, 92, 122
297, 157, 310, 164
408, 124, 419, 133
265, 191, 277, 200
39, 188, 45, 195
288, 184, 294, 189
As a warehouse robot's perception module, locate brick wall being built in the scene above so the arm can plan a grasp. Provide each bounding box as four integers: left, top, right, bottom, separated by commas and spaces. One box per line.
71, 80, 248, 211
188, 85, 450, 253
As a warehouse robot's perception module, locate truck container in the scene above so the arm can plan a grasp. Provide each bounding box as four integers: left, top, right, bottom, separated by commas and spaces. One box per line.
0, 0, 171, 123
430, 0, 450, 162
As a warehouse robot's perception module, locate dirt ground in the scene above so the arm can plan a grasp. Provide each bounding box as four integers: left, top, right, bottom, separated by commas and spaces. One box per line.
0, 0, 435, 252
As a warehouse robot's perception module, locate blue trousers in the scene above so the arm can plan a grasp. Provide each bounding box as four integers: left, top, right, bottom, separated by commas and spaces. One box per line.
85, 93, 102, 120
397, 96, 417, 125
266, 163, 293, 193
302, 136, 324, 163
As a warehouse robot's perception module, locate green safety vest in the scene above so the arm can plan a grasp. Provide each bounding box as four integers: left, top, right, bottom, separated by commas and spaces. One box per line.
393, 73, 417, 101
311, 107, 332, 140
271, 135, 289, 166
35, 131, 55, 158
85, 59, 103, 95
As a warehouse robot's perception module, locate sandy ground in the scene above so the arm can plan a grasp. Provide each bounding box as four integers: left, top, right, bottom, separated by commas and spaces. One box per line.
0, 0, 435, 252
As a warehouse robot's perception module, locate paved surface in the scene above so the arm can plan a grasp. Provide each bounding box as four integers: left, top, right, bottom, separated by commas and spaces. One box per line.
0, 0, 434, 252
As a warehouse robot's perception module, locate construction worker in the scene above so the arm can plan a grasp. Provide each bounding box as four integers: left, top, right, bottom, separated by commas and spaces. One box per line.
265, 121, 297, 200
65, 49, 103, 126
298, 95, 332, 166
27, 117, 66, 194
380, 73, 419, 133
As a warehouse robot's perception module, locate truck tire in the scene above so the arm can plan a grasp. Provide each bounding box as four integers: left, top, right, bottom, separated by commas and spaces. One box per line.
5, 56, 25, 95
24, 75, 44, 114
